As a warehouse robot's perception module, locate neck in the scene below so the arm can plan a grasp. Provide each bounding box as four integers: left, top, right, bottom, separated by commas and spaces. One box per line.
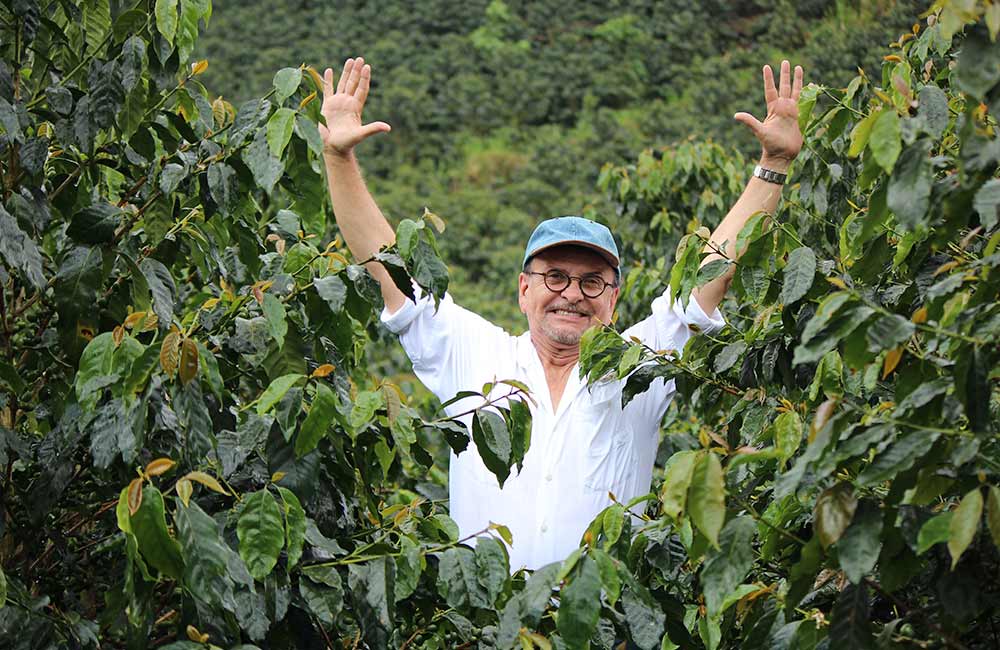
529, 331, 579, 372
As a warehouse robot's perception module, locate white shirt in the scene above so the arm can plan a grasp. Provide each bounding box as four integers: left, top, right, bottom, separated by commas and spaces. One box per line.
381, 290, 724, 570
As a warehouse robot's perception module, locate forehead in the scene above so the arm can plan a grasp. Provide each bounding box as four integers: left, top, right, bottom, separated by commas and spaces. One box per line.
530, 246, 613, 276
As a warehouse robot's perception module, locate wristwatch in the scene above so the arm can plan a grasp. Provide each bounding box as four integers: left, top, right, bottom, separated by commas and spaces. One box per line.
753, 165, 787, 185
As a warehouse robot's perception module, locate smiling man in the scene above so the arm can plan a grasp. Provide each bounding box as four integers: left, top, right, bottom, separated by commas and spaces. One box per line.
319, 57, 803, 569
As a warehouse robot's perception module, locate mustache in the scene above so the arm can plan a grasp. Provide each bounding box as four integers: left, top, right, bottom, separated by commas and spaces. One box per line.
546, 302, 592, 315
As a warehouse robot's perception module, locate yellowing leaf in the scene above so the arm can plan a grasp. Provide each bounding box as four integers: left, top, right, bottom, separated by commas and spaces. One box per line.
190, 59, 208, 76
271, 471, 287, 483
127, 477, 144, 515
124, 311, 149, 329
883, 347, 904, 379
311, 364, 335, 378
490, 521, 514, 546
305, 66, 324, 91
298, 91, 317, 110
176, 479, 193, 506
160, 331, 181, 377
182, 470, 228, 495
826, 277, 848, 289
178, 337, 199, 385
422, 207, 446, 233
145, 458, 176, 477
201, 297, 220, 310
949, 487, 983, 569
112, 325, 125, 347
186, 625, 209, 643
933, 260, 960, 276
911, 306, 928, 323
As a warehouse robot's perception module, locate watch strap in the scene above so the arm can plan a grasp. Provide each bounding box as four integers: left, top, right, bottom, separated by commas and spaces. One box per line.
753, 164, 787, 185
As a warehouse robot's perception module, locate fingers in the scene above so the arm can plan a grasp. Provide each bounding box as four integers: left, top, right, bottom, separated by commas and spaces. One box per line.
763, 65, 778, 105
792, 64, 804, 101
779, 60, 791, 98
336, 58, 353, 94
346, 56, 364, 95
357, 63, 372, 106
323, 68, 334, 101
733, 112, 763, 137
360, 121, 391, 139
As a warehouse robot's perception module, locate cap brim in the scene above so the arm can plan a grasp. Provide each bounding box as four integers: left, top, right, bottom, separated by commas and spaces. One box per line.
528, 240, 620, 269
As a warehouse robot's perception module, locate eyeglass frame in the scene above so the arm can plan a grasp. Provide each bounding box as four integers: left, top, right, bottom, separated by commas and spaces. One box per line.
525, 269, 618, 299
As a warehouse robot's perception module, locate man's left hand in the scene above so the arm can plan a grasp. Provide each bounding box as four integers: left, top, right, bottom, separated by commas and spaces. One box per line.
734, 60, 804, 170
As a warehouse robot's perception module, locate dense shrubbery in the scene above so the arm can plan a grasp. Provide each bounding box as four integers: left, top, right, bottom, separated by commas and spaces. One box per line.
0, 1, 998, 649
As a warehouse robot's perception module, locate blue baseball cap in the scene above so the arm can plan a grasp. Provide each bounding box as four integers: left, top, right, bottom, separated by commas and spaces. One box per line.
523, 216, 621, 277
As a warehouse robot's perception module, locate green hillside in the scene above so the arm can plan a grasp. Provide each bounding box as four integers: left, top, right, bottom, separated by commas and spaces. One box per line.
197, 0, 925, 328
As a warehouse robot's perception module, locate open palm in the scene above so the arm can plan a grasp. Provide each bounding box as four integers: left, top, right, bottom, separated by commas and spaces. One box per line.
319, 57, 390, 157
734, 60, 804, 162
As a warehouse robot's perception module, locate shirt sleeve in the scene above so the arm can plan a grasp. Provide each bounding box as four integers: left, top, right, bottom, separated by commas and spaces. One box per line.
622, 291, 726, 354
380, 289, 512, 402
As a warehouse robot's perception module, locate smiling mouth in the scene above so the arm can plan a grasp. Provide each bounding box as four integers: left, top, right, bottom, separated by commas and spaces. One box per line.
549, 309, 589, 318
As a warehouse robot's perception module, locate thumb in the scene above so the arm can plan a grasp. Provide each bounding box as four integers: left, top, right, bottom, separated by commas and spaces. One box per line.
733, 112, 763, 137
360, 121, 392, 139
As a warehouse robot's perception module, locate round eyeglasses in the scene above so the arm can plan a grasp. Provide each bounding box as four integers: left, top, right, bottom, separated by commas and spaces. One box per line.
527, 270, 616, 299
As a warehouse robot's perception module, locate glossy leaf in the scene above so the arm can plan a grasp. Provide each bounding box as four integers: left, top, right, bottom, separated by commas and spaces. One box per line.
948, 487, 983, 570
688, 452, 725, 548
237, 489, 285, 580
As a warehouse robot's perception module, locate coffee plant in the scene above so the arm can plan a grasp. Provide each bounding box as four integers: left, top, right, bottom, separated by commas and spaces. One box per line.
0, 1, 998, 649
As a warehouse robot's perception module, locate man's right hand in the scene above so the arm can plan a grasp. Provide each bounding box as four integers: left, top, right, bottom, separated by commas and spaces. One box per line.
320, 57, 391, 159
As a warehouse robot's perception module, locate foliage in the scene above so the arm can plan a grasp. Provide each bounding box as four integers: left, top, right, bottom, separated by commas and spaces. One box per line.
583, 3, 1000, 647
2, 1, 999, 650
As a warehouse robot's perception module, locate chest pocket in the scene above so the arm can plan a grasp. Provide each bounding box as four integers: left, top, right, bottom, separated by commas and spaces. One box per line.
576, 380, 634, 491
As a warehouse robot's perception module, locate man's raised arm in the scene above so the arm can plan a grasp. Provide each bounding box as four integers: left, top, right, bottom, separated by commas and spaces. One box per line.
319, 57, 408, 314
692, 60, 804, 316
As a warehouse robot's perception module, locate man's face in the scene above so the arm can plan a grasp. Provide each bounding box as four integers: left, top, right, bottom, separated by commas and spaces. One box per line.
518, 246, 619, 346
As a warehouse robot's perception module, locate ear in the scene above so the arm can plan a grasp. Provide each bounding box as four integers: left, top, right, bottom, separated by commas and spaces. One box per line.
518, 272, 529, 314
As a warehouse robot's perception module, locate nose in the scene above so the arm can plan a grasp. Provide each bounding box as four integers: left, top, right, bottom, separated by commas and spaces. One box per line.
560, 278, 586, 301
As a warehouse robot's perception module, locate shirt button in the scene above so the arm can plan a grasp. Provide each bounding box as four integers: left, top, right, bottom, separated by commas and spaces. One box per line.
545, 473, 553, 482
541, 523, 549, 533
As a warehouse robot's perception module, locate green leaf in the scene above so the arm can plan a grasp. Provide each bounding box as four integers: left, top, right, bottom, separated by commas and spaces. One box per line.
245, 130, 285, 194
701, 516, 755, 617
154, 0, 178, 44
174, 499, 231, 604
395, 219, 421, 260
603, 504, 625, 548
916, 511, 953, 555
349, 390, 382, 431
159, 163, 187, 194
660, 449, 700, 521
130, 486, 184, 579
828, 585, 874, 650
837, 501, 882, 584
848, 109, 880, 158
986, 486, 1000, 550
0, 206, 45, 289
621, 578, 666, 650
207, 162, 237, 216
295, 382, 338, 456
314, 275, 348, 313
814, 483, 856, 548
475, 536, 509, 606
780, 246, 816, 305
196, 341, 224, 402
915, 84, 948, 139
237, 489, 285, 580
66, 203, 121, 244
952, 29, 1000, 98
0, 564, 6, 608
348, 558, 395, 650
887, 140, 932, 230
177, 0, 209, 63
948, 487, 983, 569
300, 575, 343, 625
437, 546, 488, 609
507, 398, 532, 472
272, 67, 302, 104
858, 431, 939, 486
256, 373, 305, 415
267, 107, 296, 158
865, 314, 914, 351
75, 332, 116, 409
472, 409, 512, 487
557, 555, 602, 648
869, 109, 901, 173
688, 452, 726, 548
277, 487, 306, 570
973, 178, 1000, 232
262, 293, 287, 348
591, 548, 621, 606
773, 411, 803, 468
140, 258, 176, 331
713, 341, 746, 373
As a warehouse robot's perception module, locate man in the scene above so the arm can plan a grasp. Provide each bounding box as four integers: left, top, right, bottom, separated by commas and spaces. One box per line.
318, 57, 803, 570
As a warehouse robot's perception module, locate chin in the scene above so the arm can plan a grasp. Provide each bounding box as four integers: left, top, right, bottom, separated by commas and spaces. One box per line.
539, 323, 584, 345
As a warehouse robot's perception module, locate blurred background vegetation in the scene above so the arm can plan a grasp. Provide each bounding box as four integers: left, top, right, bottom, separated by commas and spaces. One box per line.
196, 0, 925, 329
